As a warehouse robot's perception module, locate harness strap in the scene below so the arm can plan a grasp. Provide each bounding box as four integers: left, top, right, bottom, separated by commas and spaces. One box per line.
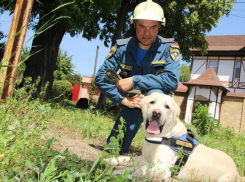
145, 129, 198, 177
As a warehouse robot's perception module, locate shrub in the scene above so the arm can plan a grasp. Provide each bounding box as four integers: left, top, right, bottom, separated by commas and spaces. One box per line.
192, 102, 220, 135
52, 80, 73, 100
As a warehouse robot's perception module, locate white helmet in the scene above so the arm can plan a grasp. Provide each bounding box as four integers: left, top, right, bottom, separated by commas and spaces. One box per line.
130, 0, 166, 26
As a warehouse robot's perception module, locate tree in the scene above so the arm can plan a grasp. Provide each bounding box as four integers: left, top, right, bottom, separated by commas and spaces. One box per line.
53, 48, 73, 81
1, 0, 235, 98
21, 47, 82, 84
66, 73, 82, 85
179, 63, 190, 83
101, 0, 235, 60
1, 0, 121, 98
54, 48, 82, 85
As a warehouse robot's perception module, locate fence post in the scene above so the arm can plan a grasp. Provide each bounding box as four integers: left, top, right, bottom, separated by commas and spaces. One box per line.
0, 0, 34, 99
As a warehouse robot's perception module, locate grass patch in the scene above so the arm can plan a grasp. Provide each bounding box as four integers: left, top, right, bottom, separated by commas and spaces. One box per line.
1, 97, 244, 181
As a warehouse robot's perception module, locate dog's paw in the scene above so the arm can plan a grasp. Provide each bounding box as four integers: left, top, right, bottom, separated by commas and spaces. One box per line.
104, 158, 119, 166
104, 156, 133, 166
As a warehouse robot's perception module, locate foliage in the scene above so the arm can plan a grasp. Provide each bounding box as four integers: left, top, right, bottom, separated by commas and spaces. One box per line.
192, 102, 220, 135
103, 117, 126, 155
0, 96, 54, 180
52, 80, 73, 100
66, 73, 82, 85
179, 63, 190, 82
53, 48, 74, 81
160, 0, 235, 60
0, 28, 5, 59
100, 0, 235, 60
1, 92, 244, 180
0, 0, 235, 99
12, 47, 30, 88
14, 76, 49, 101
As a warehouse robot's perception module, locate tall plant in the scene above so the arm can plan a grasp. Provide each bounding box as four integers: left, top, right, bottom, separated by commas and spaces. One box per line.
192, 102, 220, 135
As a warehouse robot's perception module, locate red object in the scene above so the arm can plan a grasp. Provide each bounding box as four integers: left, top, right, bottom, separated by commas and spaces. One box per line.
72, 84, 80, 101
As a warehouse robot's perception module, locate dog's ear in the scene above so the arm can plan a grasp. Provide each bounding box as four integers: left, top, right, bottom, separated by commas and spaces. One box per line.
140, 95, 149, 113
172, 98, 180, 119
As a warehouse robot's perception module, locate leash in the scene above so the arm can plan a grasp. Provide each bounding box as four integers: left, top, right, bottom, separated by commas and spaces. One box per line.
105, 69, 141, 97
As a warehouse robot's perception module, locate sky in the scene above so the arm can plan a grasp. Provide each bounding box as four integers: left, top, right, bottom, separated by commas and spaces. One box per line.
0, 1, 245, 77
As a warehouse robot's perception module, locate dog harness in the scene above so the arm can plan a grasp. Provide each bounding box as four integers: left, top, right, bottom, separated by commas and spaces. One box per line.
145, 129, 199, 176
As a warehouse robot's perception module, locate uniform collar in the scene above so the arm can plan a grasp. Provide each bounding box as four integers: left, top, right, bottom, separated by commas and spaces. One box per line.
131, 35, 161, 52
129, 35, 161, 61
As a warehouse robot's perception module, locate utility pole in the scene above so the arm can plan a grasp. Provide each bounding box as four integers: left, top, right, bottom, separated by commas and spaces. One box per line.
93, 45, 99, 81
93, 45, 106, 109
0, 0, 34, 99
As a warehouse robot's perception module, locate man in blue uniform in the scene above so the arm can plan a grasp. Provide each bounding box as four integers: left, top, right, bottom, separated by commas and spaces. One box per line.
95, 0, 180, 154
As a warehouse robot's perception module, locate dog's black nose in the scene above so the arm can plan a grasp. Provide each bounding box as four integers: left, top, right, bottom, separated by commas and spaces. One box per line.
152, 109, 162, 119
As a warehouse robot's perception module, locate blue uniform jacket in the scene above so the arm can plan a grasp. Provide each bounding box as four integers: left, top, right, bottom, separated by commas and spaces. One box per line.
95, 35, 180, 106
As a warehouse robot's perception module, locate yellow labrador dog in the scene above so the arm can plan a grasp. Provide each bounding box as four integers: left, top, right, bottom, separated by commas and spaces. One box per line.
106, 93, 242, 182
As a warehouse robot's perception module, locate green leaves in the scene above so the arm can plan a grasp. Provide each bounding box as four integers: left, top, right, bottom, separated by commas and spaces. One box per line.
179, 63, 190, 83
53, 48, 74, 81
25, 160, 33, 169
192, 102, 220, 135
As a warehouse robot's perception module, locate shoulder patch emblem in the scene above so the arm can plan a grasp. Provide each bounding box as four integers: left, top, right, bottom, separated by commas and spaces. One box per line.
170, 48, 180, 62
106, 46, 117, 59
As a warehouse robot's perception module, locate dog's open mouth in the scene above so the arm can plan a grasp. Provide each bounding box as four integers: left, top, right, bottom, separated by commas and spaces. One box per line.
146, 120, 164, 135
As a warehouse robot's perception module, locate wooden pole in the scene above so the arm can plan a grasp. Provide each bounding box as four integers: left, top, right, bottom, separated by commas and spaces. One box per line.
0, 0, 34, 99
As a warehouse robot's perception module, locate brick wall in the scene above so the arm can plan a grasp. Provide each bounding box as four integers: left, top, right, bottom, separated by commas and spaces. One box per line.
219, 96, 245, 132
173, 92, 188, 120
173, 92, 245, 133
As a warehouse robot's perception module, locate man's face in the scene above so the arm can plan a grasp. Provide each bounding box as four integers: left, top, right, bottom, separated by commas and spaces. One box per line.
134, 20, 161, 50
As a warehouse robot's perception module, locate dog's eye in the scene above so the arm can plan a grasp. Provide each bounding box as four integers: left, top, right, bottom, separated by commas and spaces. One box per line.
165, 105, 170, 109
150, 101, 155, 104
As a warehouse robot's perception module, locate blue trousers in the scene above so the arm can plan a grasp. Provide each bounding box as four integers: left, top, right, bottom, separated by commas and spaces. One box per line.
107, 89, 166, 153
107, 106, 142, 153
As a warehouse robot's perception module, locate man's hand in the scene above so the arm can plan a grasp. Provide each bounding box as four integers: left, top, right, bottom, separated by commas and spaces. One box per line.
117, 77, 133, 92
121, 94, 145, 109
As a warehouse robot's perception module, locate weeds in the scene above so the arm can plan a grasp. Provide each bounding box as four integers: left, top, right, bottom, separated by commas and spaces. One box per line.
192, 102, 220, 135
1, 91, 245, 181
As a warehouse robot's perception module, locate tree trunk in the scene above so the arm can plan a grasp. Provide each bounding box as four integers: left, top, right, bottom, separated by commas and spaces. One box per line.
24, 23, 65, 98
96, 0, 130, 109
111, 0, 130, 46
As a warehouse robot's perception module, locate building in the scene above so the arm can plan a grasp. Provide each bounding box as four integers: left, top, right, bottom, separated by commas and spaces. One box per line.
174, 35, 245, 132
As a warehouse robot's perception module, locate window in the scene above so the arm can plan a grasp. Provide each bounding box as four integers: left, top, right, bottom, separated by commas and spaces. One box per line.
234, 61, 241, 79
208, 61, 218, 73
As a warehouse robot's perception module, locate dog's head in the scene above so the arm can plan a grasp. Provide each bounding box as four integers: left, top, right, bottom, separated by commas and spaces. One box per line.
140, 92, 180, 138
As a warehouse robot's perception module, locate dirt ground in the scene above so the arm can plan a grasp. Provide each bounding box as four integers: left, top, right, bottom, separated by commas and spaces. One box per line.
45, 127, 104, 161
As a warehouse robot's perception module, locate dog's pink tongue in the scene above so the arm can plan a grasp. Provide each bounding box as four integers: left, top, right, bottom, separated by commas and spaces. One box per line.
147, 121, 160, 135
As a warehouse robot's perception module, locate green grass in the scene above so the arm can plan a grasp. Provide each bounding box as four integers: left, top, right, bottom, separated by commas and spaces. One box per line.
0, 97, 245, 181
